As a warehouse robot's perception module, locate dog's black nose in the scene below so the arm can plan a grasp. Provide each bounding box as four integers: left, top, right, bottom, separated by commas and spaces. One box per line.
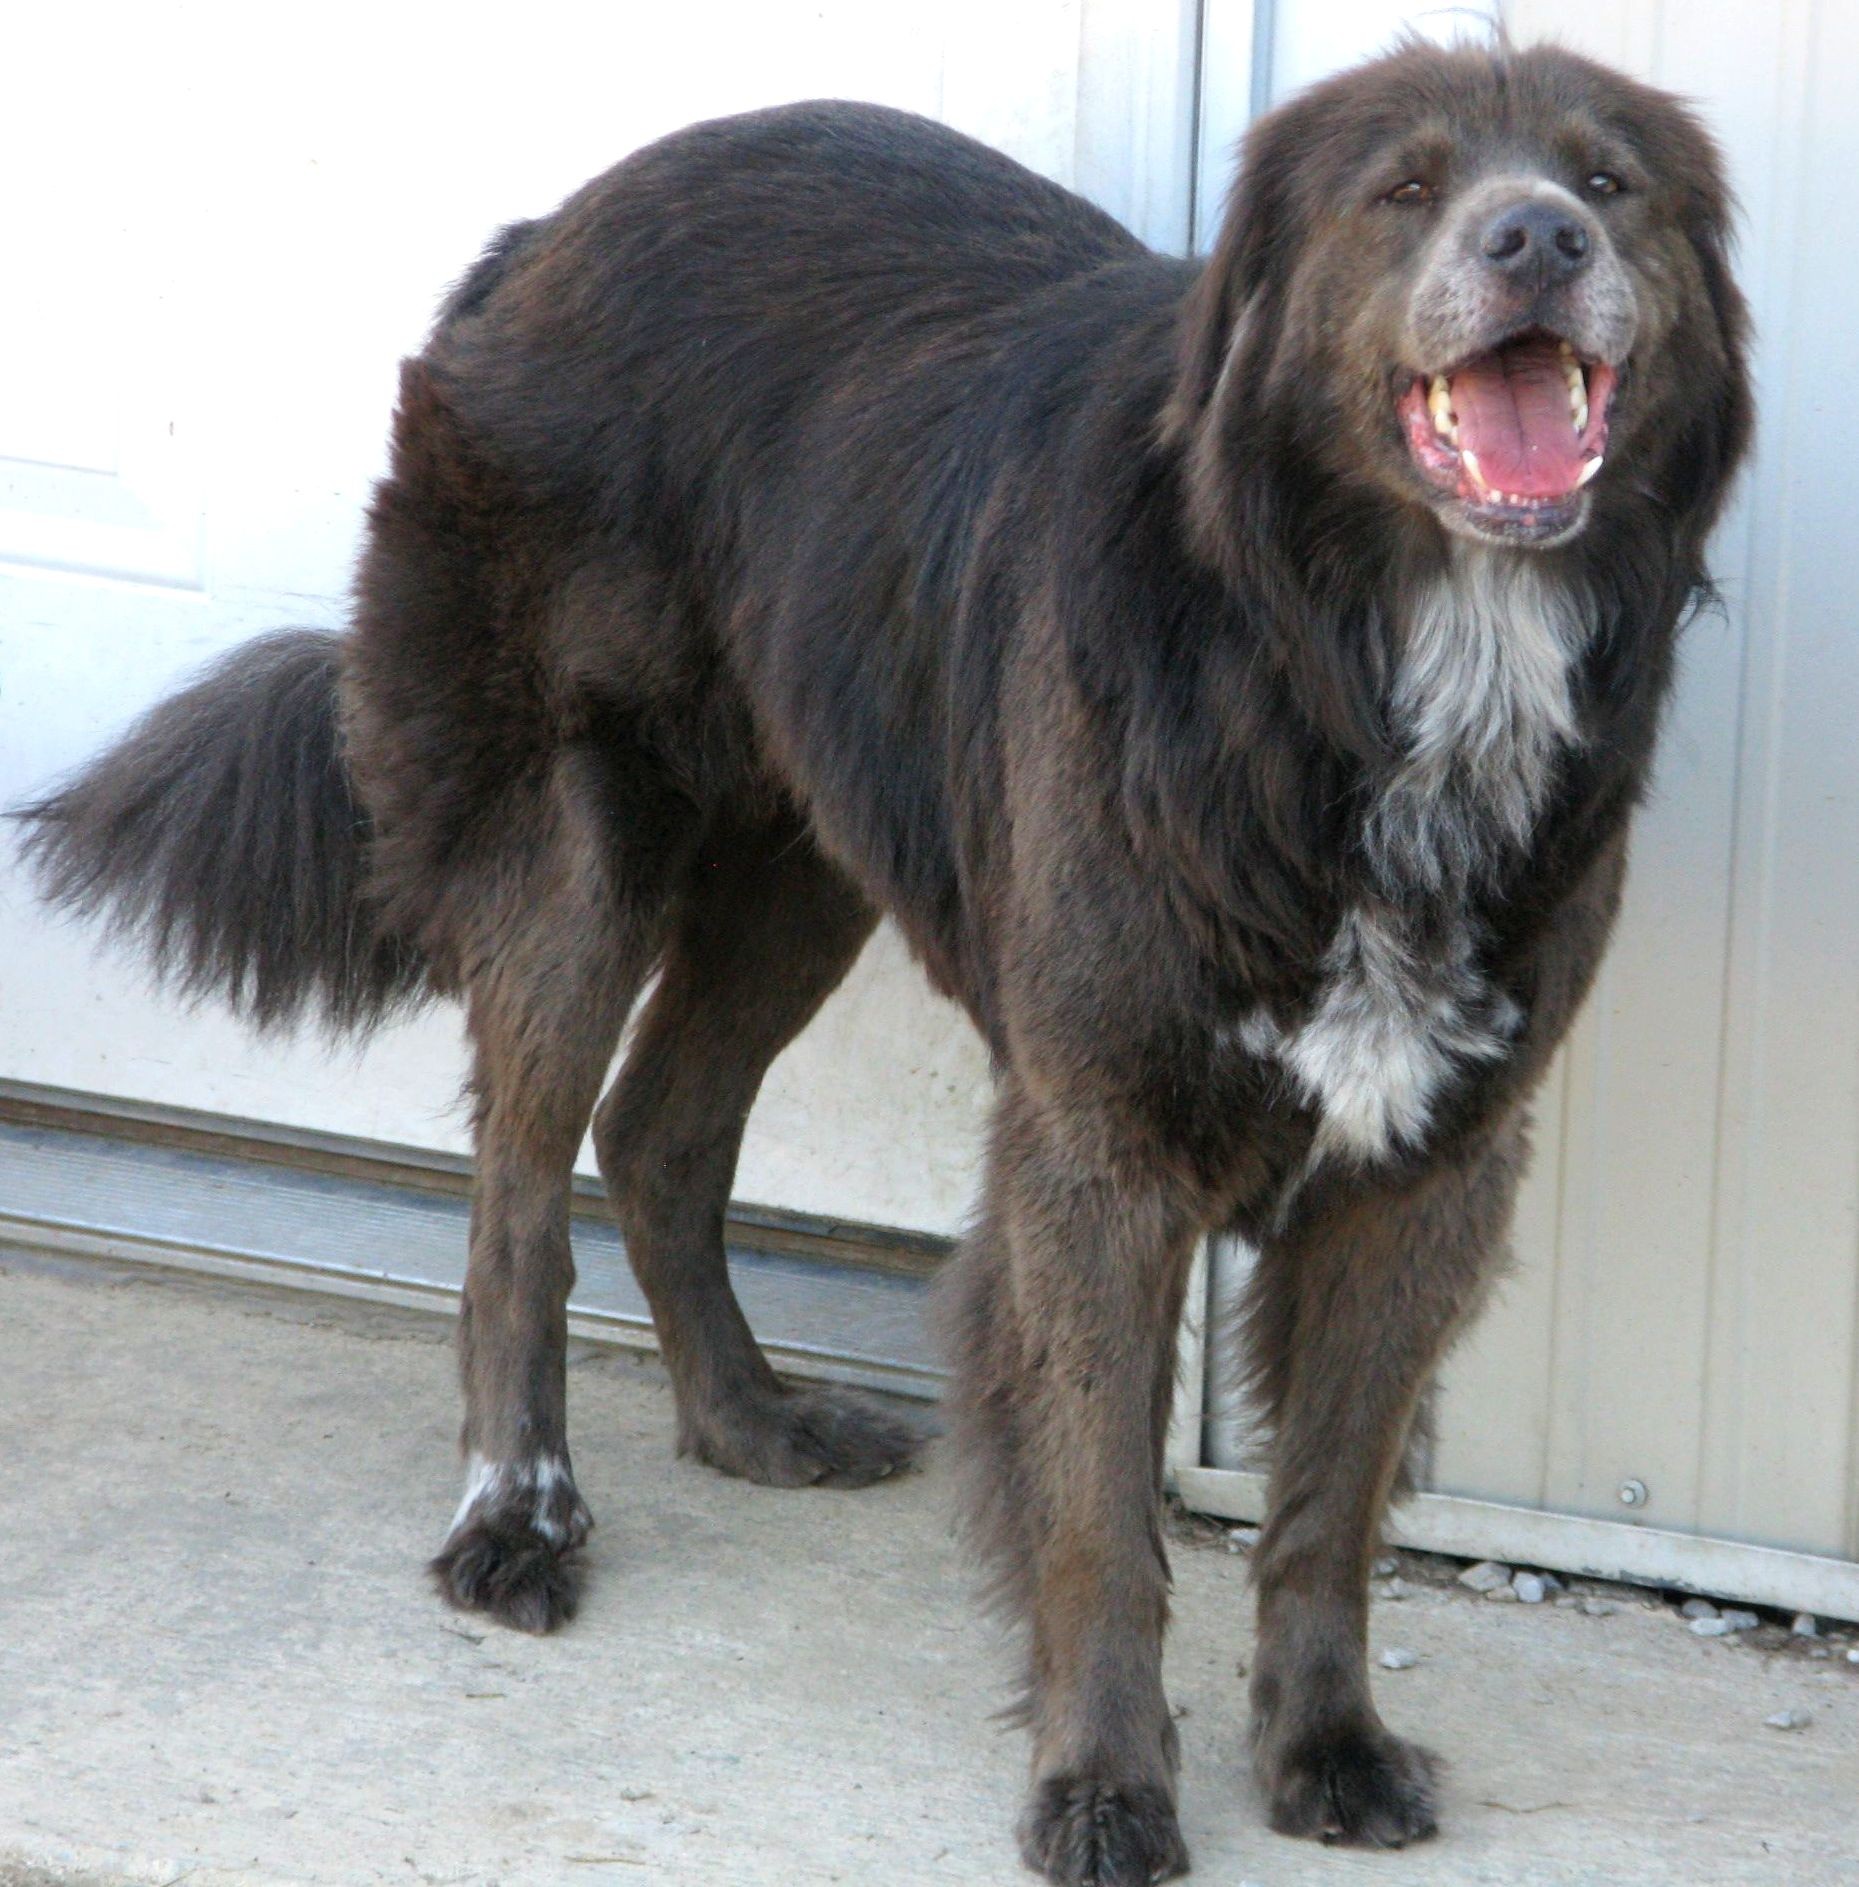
1481, 199, 1591, 283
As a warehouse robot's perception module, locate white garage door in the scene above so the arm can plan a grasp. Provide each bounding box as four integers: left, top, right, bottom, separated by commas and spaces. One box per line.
0, 0, 1196, 1238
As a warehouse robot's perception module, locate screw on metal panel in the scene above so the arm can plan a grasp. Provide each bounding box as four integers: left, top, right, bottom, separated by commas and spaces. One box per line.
1617, 1479, 1648, 1508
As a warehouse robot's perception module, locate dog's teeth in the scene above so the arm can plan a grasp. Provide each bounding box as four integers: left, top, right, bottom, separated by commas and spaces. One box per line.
1558, 339, 1575, 359
1577, 456, 1603, 486
1461, 447, 1487, 493
1427, 374, 1454, 436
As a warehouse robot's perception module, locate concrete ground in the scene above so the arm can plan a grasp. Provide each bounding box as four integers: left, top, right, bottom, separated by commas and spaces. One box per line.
0, 1251, 1853, 1887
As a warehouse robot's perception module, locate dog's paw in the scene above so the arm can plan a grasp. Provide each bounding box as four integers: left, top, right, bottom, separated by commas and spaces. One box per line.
682, 1383, 927, 1489
430, 1513, 583, 1634
429, 1454, 591, 1634
1259, 1717, 1440, 1848
1017, 1776, 1188, 1886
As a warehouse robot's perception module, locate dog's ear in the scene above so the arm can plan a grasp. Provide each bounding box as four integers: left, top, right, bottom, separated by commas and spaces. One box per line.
1166, 103, 1312, 441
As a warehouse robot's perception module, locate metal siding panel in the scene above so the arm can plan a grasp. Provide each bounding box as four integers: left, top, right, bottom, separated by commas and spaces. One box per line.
1200, 0, 1859, 1571
1430, 1053, 1570, 1505
1477, 0, 1859, 1559
1680, 0, 1859, 1557
1538, 672, 1746, 1529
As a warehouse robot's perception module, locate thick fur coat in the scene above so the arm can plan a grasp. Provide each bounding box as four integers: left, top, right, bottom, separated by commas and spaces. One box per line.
21, 40, 1749, 1885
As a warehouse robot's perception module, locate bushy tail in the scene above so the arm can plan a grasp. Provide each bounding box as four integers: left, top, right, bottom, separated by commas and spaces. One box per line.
14, 629, 427, 1033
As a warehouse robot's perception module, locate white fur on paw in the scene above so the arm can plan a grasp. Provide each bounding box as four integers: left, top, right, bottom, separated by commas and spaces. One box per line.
445, 1451, 583, 1546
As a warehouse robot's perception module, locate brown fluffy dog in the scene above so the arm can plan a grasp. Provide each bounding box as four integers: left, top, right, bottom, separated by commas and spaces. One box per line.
21, 39, 1749, 1884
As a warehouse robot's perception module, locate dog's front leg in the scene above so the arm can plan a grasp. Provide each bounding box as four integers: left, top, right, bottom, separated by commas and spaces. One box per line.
944, 1082, 1199, 1886
1243, 1114, 1526, 1846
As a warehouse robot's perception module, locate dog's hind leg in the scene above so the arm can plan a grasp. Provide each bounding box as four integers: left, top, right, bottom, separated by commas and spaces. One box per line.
1241, 1115, 1525, 1847
943, 1081, 1198, 1887
594, 812, 924, 1487
429, 753, 699, 1633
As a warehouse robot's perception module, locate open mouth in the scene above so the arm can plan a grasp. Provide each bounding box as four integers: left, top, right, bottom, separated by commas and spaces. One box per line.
1397, 332, 1618, 542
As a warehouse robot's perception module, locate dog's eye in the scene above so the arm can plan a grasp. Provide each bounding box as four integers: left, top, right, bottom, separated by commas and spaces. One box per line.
1585, 171, 1624, 197
1385, 180, 1437, 206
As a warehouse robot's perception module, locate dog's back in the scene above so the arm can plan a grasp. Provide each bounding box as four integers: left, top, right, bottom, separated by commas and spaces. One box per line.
349, 101, 1185, 1016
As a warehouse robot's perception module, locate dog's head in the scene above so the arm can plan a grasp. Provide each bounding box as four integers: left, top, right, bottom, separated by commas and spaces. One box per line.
1172, 40, 1751, 556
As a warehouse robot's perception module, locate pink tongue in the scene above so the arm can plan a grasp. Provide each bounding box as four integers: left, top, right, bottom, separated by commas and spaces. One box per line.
1450, 339, 1584, 498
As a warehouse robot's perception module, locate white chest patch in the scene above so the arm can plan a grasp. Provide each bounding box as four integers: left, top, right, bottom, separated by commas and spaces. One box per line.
1364, 548, 1592, 896
1241, 552, 1590, 1164
1249, 909, 1522, 1162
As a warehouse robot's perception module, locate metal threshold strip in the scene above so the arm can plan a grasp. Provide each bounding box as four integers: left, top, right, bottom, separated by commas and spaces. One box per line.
0, 1090, 944, 1403
4, 1084, 1853, 1623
